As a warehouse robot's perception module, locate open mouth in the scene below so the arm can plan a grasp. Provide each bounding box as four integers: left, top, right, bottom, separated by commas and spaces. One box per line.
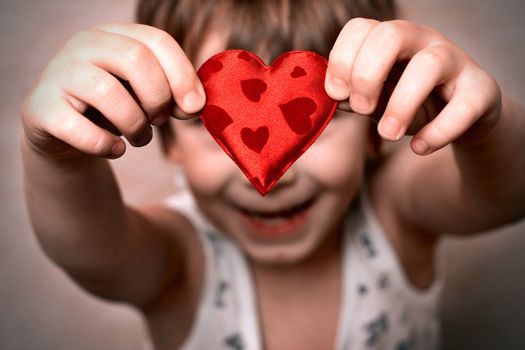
233, 196, 317, 238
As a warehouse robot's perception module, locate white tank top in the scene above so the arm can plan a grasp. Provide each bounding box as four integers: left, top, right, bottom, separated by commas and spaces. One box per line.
146, 189, 442, 350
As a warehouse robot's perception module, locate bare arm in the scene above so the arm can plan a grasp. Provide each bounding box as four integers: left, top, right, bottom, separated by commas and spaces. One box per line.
22, 138, 181, 305
21, 23, 205, 306
326, 18, 525, 235
371, 96, 525, 235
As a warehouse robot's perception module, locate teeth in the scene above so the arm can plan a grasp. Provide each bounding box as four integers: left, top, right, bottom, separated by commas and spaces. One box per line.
250, 216, 288, 225
239, 196, 315, 219
249, 210, 287, 219
246, 206, 295, 219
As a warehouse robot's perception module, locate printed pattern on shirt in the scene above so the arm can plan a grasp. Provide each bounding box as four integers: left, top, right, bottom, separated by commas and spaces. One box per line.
224, 333, 244, 350
166, 191, 440, 350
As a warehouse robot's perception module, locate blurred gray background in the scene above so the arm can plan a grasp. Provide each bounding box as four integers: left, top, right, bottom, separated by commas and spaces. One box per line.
1, 0, 524, 349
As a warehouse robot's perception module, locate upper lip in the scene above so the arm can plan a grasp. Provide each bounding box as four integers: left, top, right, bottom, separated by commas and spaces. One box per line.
231, 195, 317, 219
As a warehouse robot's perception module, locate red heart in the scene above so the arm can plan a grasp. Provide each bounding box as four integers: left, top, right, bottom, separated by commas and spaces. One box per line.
198, 50, 337, 195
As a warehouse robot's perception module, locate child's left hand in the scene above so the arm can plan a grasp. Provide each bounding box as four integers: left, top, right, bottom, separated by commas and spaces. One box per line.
325, 18, 502, 155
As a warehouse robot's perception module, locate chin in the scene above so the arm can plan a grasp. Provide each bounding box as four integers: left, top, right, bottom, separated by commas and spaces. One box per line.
236, 212, 344, 267
197, 184, 356, 267
241, 237, 320, 266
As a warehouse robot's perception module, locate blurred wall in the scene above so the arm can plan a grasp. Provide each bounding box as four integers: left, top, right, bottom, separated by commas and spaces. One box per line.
0, 0, 524, 349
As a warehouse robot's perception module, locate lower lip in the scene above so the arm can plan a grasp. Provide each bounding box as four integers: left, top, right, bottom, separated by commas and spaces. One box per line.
237, 204, 312, 239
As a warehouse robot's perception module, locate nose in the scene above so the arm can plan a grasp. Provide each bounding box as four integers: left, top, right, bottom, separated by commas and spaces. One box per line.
274, 166, 297, 188
239, 165, 298, 192
265, 165, 298, 194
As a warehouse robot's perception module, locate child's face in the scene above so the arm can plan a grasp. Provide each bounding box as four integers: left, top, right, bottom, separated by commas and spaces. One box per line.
168, 34, 370, 265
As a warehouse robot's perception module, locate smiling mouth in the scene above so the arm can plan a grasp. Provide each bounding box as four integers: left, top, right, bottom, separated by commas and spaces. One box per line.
233, 196, 317, 238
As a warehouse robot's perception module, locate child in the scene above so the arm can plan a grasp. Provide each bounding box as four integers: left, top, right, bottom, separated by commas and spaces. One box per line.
21, 0, 525, 349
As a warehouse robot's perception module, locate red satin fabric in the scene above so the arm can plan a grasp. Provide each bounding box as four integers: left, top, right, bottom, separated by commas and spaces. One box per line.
197, 50, 337, 195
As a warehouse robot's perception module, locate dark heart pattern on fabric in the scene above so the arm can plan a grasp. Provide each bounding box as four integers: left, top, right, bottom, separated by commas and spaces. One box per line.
197, 50, 337, 195
241, 126, 269, 154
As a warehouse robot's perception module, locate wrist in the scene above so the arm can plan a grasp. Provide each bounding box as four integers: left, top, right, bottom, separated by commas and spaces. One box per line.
21, 132, 99, 168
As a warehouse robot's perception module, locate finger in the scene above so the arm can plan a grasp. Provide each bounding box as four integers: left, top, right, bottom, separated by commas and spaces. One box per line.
72, 29, 172, 125
325, 18, 377, 101
378, 45, 456, 140
410, 80, 493, 155
173, 105, 200, 120
96, 23, 206, 116
350, 20, 438, 114
41, 102, 126, 159
63, 64, 152, 147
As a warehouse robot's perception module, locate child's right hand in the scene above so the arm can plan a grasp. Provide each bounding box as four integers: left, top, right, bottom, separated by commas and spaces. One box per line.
22, 23, 205, 159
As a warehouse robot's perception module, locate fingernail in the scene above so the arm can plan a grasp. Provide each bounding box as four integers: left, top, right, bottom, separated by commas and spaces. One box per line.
412, 138, 430, 155
152, 111, 170, 126
109, 141, 125, 158
326, 77, 349, 100
350, 93, 371, 113
379, 116, 402, 140
133, 127, 152, 147
182, 86, 205, 113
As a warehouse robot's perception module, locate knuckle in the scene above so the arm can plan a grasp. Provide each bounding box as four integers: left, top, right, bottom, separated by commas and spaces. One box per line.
375, 21, 403, 45
59, 31, 95, 63
22, 86, 57, 127
488, 76, 502, 103
455, 100, 478, 118
417, 49, 444, 70
477, 69, 499, 93
92, 76, 119, 101
65, 29, 102, 55
88, 134, 111, 155
424, 25, 447, 44
21, 93, 38, 120
122, 41, 150, 67
344, 17, 376, 33
415, 45, 455, 80
151, 29, 176, 49
62, 120, 107, 154
462, 65, 499, 99
68, 29, 94, 46
21, 99, 40, 134
93, 22, 119, 32
487, 74, 500, 93
56, 113, 77, 136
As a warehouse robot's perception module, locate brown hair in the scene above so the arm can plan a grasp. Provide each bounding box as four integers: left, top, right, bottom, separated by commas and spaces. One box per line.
136, 0, 396, 153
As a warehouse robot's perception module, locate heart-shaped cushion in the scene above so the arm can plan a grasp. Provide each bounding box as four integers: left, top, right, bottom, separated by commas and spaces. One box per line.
197, 50, 337, 195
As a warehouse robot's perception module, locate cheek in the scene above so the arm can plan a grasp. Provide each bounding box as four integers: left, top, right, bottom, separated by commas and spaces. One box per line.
177, 129, 237, 196
300, 117, 368, 189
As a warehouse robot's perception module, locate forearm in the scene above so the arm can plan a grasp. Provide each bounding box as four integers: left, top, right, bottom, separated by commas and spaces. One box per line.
22, 136, 128, 271
22, 138, 186, 305
385, 96, 525, 235
408, 96, 525, 234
